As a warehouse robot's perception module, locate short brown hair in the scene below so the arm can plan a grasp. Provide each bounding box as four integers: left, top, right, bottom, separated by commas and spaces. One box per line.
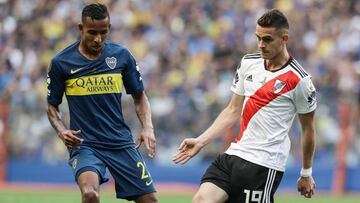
257, 9, 289, 31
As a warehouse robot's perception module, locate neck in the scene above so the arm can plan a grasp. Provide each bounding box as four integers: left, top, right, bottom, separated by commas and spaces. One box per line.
266, 49, 290, 71
78, 41, 102, 60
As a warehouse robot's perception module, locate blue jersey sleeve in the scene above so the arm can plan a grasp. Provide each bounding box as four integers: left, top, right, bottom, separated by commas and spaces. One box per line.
122, 50, 144, 94
47, 59, 66, 105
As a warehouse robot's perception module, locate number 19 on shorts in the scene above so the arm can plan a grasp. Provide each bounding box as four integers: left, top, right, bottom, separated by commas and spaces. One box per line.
244, 189, 263, 203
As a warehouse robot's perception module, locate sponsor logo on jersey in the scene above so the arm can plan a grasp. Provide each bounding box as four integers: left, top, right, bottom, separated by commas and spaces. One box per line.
105, 57, 117, 69
65, 73, 123, 95
246, 74, 253, 82
136, 64, 142, 81
47, 74, 51, 96
47, 74, 51, 85
146, 180, 153, 186
136, 64, 141, 73
72, 159, 77, 169
307, 80, 316, 92
273, 79, 286, 94
70, 68, 83, 74
308, 91, 316, 107
233, 72, 240, 85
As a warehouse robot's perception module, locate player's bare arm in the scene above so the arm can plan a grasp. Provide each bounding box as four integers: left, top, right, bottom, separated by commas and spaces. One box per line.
173, 94, 245, 164
297, 111, 316, 198
132, 91, 156, 158
47, 104, 83, 148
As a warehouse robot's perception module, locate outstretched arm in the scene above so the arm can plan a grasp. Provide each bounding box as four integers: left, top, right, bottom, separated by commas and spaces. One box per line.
47, 104, 82, 148
297, 111, 316, 198
173, 94, 245, 164
132, 91, 156, 158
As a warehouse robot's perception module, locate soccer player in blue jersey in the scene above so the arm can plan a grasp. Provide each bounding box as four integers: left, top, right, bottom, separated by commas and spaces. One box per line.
46, 3, 158, 203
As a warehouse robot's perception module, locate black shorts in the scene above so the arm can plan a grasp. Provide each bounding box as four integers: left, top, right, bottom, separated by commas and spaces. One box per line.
201, 154, 283, 203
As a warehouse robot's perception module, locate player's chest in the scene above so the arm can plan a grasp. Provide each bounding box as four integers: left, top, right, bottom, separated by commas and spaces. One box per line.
243, 69, 271, 94
66, 56, 126, 78
243, 68, 291, 97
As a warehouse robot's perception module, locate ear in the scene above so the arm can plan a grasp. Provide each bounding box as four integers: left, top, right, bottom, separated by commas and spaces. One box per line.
78, 23, 83, 33
282, 33, 289, 43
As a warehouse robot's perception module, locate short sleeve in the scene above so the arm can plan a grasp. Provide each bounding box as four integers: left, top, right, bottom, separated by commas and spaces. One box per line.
294, 76, 317, 114
47, 59, 66, 105
230, 57, 245, 96
122, 50, 144, 94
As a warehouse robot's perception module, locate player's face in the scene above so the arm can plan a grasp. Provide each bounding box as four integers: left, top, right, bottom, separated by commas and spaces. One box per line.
255, 25, 288, 60
79, 16, 110, 56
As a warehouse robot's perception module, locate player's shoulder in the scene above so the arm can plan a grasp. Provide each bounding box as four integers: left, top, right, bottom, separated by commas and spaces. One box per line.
237, 52, 263, 71
105, 40, 125, 50
105, 40, 130, 55
243, 52, 262, 60
52, 41, 80, 63
288, 57, 310, 79
241, 52, 263, 65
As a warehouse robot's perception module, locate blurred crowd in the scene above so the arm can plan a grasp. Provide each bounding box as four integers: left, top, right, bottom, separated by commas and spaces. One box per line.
1, 0, 360, 167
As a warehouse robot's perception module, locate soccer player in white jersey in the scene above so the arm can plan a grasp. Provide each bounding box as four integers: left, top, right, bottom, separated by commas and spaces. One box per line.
173, 9, 316, 203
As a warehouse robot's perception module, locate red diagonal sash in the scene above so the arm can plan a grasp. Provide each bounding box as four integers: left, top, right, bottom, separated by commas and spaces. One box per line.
236, 71, 300, 142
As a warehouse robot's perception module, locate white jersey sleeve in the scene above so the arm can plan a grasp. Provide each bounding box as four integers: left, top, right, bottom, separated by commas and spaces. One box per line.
294, 76, 317, 114
231, 57, 246, 96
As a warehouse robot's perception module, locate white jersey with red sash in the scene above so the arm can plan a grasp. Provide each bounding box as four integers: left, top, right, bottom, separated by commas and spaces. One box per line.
225, 52, 317, 171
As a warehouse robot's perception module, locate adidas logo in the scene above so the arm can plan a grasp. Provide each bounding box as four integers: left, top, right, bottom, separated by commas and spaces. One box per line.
246, 75, 253, 82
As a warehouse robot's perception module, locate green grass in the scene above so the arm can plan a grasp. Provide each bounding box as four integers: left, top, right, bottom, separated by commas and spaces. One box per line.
0, 190, 191, 203
274, 195, 359, 203
0, 189, 359, 203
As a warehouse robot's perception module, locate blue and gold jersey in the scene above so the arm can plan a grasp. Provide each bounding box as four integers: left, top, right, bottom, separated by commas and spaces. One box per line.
47, 40, 143, 149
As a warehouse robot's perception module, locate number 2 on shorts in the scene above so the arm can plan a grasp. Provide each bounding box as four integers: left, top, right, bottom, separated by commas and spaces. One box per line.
137, 161, 153, 186
137, 162, 149, 179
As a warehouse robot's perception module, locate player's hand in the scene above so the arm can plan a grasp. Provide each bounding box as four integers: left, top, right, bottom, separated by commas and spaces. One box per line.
297, 176, 315, 198
172, 138, 204, 164
136, 127, 156, 158
58, 130, 83, 148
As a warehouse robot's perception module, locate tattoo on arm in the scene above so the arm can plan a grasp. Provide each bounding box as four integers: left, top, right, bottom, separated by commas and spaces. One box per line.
47, 104, 67, 135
